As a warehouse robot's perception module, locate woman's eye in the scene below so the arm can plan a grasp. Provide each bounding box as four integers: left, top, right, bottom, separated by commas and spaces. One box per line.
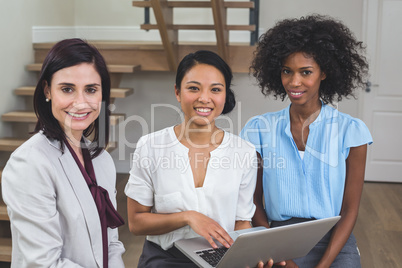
302, 70, 312, 75
86, 87, 98, 94
282, 69, 291, 75
188, 86, 199, 91
61, 87, 73, 93
211, 87, 223, 92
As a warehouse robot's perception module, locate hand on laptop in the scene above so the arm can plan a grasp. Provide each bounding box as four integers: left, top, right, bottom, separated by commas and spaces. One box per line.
257, 259, 286, 268
186, 210, 234, 249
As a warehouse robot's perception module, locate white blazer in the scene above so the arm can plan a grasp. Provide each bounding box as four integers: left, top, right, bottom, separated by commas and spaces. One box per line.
2, 132, 125, 267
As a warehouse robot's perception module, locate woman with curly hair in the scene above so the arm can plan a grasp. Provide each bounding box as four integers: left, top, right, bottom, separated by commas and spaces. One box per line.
240, 15, 372, 267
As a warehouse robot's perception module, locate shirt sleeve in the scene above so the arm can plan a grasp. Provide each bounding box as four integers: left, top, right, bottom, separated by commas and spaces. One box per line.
107, 227, 125, 267
343, 118, 373, 153
240, 116, 263, 155
235, 145, 258, 221
124, 136, 155, 207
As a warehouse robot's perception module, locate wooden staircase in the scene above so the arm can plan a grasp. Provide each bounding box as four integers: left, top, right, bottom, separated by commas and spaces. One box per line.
132, 0, 257, 71
0, 1, 257, 264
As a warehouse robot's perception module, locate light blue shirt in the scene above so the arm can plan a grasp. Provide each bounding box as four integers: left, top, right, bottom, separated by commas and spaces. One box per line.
240, 104, 373, 221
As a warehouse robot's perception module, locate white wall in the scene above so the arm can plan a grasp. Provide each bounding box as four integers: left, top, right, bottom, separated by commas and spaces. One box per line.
260, 0, 363, 35
0, 1, 74, 166
74, 0, 143, 26
0, 0, 74, 137
0, 0, 365, 172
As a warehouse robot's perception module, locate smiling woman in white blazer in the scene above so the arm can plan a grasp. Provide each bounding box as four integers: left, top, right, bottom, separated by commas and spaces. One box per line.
2, 38, 125, 267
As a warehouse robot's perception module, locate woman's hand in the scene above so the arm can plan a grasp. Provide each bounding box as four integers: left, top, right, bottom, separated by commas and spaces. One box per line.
257, 259, 287, 268
186, 211, 233, 249
127, 199, 232, 249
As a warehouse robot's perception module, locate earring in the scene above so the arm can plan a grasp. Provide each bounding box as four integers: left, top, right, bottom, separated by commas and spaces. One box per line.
46, 98, 50, 102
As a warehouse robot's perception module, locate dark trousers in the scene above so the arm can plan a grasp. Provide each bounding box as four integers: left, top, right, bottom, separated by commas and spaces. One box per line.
137, 240, 198, 268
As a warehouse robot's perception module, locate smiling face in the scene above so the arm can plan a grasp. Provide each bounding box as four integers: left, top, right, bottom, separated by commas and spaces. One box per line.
175, 63, 226, 129
281, 52, 326, 108
44, 63, 102, 140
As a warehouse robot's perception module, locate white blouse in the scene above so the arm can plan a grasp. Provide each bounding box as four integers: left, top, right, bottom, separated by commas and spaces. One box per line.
125, 126, 258, 250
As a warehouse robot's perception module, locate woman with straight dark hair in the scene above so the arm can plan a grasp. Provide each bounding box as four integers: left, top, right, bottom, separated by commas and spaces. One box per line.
125, 50, 285, 268
2, 38, 125, 267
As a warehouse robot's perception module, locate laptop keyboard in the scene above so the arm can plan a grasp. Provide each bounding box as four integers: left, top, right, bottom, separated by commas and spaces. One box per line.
195, 247, 228, 267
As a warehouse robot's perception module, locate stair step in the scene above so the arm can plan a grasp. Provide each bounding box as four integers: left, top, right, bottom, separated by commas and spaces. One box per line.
15, 86, 134, 99
0, 238, 12, 262
0, 203, 9, 221
133, 1, 254, 8
26, 63, 141, 73
110, 114, 125, 125
0, 138, 24, 152
132, 1, 152, 7
1, 111, 37, 123
106, 141, 117, 152
33, 41, 165, 51
2, 111, 125, 126
109, 88, 134, 98
141, 24, 255, 31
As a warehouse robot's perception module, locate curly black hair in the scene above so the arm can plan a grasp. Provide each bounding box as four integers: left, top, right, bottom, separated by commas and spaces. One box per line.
251, 14, 369, 104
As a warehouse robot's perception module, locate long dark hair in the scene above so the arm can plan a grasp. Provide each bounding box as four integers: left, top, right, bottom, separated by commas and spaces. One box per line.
175, 50, 236, 114
33, 38, 111, 158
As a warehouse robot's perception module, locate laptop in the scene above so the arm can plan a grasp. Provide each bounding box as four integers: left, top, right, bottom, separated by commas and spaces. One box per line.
174, 216, 340, 268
